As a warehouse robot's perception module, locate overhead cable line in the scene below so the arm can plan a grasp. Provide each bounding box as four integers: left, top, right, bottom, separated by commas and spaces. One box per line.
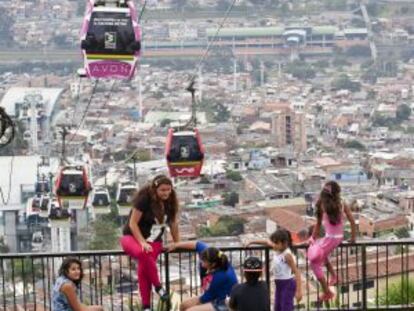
188, 0, 238, 85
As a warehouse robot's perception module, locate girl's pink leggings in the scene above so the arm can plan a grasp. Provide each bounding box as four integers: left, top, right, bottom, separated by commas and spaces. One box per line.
120, 235, 163, 306
307, 236, 342, 279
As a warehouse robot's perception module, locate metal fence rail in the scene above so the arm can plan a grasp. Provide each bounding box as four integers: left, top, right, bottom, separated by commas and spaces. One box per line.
1, 240, 413, 311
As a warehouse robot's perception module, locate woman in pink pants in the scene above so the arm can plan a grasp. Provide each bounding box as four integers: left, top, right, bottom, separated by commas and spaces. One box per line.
307, 181, 356, 302
120, 175, 180, 311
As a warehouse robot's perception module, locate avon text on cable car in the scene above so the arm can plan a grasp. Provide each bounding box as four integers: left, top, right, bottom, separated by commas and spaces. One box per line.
80, 0, 141, 79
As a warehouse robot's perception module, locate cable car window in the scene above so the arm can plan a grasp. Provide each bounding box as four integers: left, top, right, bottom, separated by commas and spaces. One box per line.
60, 175, 85, 196
86, 12, 136, 54
93, 193, 110, 206
41, 197, 49, 210
119, 189, 134, 204
32, 198, 41, 209
170, 135, 203, 162
49, 207, 70, 219
36, 181, 50, 193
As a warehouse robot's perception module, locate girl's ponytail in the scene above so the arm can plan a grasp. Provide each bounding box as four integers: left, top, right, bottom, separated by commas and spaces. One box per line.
200, 247, 229, 271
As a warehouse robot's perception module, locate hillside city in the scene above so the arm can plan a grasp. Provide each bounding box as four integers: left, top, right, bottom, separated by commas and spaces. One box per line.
0, 0, 414, 310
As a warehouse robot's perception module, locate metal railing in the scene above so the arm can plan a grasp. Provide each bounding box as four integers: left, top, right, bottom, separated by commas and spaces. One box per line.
1, 240, 413, 311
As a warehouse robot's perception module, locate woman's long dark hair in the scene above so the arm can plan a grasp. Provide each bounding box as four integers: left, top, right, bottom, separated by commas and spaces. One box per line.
316, 180, 342, 225
200, 247, 229, 271
59, 257, 83, 286
132, 175, 179, 223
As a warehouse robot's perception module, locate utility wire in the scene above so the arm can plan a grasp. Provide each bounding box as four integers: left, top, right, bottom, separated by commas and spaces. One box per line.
188, 0, 238, 85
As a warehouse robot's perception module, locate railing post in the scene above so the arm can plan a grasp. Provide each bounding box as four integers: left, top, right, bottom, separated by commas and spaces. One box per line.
361, 245, 367, 311
164, 251, 171, 311
265, 247, 271, 292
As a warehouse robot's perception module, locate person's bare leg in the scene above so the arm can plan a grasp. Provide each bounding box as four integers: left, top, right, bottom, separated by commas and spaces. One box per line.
187, 303, 215, 311
326, 258, 340, 285
319, 276, 330, 295
180, 296, 201, 311
326, 259, 336, 277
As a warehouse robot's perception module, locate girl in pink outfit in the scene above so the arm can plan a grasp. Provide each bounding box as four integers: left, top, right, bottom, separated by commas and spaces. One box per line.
307, 181, 356, 302
120, 175, 180, 311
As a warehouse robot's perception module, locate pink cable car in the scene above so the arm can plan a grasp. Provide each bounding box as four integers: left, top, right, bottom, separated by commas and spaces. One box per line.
80, 0, 141, 79
165, 128, 205, 178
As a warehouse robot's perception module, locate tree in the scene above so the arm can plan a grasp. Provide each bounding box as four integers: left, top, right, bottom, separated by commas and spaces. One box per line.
332, 56, 351, 68
346, 45, 371, 58
344, 140, 366, 151
313, 60, 330, 70
0, 236, 9, 253
285, 60, 316, 80
350, 17, 366, 28
6, 258, 43, 286
197, 216, 246, 237
396, 104, 411, 122
226, 170, 243, 182
372, 114, 396, 127
367, 90, 377, 99
200, 99, 230, 123
160, 119, 172, 128
361, 69, 378, 84
223, 192, 239, 207
252, 68, 268, 86
377, 278, 414, 305
129, 150, 151, 162
331, 74, 361, 92
395, 227, 410, 239
88, 218, 120, 250
199, 176, 211, 184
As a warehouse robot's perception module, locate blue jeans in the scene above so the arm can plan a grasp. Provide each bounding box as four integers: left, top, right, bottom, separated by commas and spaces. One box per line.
212, 299, 228, 311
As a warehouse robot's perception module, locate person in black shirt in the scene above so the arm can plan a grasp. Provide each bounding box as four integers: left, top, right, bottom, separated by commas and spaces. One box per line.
120, 175, 180, 311
229, 257, 270, 311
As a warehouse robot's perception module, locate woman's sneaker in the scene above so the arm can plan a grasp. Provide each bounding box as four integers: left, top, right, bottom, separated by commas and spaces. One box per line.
156, 287, 171, 310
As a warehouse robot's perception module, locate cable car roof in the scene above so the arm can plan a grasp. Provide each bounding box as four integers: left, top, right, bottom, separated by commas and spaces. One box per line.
92, 7, 130, 13
120, 184, 136, 189
94, 188, 108, 193
62, 170, 84, 175
173, 131, 197, 136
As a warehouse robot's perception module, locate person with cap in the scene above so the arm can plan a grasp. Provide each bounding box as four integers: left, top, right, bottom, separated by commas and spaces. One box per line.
229, 256, 270, 311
